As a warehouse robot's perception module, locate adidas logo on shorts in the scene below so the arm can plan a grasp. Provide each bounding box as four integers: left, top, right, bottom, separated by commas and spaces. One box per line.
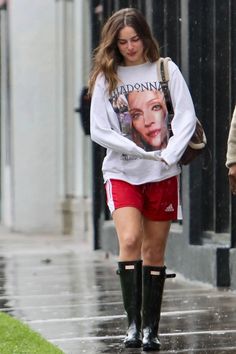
165, 204, 175, 212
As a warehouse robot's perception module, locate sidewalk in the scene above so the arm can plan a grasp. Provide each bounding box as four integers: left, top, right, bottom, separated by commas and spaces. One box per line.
0, 230, 236, 353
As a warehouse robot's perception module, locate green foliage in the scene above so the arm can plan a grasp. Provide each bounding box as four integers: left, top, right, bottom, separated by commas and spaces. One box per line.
0, 311, 64, 354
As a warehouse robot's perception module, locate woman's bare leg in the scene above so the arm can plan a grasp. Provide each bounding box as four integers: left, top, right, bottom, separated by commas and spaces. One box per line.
142, 219, 171, 266
112, 206, 143, 260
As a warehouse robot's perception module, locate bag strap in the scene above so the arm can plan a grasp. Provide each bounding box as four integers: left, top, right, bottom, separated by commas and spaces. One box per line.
157, 57, 174, 136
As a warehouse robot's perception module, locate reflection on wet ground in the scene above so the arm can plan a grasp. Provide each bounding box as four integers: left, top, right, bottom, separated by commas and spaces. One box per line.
0, 234, 236, 353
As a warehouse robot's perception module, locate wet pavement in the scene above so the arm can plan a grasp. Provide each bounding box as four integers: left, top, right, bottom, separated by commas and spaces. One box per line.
0, 231, 236, 353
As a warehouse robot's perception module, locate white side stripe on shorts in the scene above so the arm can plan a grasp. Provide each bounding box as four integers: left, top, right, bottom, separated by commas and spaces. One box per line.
177, 175, 183, 220
105, 180, 115, 214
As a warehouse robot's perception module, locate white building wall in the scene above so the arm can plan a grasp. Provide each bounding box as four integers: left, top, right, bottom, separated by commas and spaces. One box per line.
0, 6, 12, 227
74, 0, 92, 235
73, 0, 93, 239
8, 1, 58, 233
2, 0, 92, 236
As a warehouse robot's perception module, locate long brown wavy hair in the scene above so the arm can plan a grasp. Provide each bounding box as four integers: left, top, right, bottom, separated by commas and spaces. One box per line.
88, 8, 160, 96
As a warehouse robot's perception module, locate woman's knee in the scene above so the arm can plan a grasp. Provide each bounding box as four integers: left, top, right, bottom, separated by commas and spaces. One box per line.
119, 233, 142, 253
142, 245, 164, 265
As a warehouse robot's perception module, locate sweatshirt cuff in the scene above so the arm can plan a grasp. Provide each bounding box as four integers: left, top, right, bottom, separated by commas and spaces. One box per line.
160, 150, 178, 167
142, 151, 161, 161
226, 161, 236, 168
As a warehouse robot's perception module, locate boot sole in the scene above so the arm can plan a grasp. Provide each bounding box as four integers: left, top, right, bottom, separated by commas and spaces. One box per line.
143, 343, 161, 351
125, 340, 142, 348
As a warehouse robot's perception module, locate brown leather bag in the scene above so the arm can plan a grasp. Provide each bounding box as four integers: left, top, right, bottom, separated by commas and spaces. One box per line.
157, 57, 207, 165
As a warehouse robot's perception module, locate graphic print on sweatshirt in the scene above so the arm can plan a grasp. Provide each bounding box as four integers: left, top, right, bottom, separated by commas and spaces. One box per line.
109, 81, 169, 154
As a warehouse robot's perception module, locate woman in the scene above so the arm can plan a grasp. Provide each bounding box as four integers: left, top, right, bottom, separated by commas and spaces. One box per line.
88, 8, 196, 351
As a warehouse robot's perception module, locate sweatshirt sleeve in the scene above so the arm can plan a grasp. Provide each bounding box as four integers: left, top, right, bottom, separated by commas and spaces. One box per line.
226, 105, 236, 167
160, 61, 197, 166
90, 75, 161, 162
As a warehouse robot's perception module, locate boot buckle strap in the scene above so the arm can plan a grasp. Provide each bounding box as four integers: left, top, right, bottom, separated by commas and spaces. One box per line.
165, 273, 176, 278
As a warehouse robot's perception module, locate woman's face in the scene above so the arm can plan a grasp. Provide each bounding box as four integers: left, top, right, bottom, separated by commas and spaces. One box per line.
117, 26, 145, 66
128, 90, 168, 149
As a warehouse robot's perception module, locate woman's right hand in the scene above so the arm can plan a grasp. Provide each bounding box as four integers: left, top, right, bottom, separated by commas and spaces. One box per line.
228, 164, 236, 195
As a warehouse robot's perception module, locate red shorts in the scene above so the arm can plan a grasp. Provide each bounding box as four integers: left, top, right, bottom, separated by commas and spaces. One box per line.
105, 177, 180, 221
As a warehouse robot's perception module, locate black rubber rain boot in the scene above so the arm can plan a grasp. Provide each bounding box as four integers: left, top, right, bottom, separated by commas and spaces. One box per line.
117, 260, 142, 348
142, 265, 176, 352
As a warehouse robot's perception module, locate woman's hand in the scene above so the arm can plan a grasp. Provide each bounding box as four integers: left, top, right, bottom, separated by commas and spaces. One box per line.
228, 164, 236, 195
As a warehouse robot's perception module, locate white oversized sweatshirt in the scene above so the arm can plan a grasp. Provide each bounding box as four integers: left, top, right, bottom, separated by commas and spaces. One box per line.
90, 60, 197, 185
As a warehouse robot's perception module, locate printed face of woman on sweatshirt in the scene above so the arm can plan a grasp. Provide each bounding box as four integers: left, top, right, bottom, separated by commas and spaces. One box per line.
128, 90, 168, 149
